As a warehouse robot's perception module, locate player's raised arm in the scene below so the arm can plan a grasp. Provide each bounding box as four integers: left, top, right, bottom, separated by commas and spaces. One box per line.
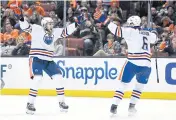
108, 22, 119, 36
12, 7, 32, 33
107, 22, 125, 38
55, 23, 78, 38
108, 16, 142, 41
149, 30, 158, 44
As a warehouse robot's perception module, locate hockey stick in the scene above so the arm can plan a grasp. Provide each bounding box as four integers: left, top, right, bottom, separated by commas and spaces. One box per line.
154, 44, 160, 83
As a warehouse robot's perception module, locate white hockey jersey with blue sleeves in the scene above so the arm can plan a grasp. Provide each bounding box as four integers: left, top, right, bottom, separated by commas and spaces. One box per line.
108, 22, 157, 67
19, 20, 77, 61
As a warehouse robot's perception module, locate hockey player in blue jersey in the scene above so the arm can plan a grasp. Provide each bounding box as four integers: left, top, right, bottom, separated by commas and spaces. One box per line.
12, 7, 77, 115
107, 16, 158, 116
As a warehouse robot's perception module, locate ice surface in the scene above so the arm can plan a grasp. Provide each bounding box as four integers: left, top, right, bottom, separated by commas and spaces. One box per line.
0, 96, 175, 120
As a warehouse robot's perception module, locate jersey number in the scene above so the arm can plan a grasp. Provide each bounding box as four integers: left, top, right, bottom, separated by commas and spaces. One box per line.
142, 36, 148, 50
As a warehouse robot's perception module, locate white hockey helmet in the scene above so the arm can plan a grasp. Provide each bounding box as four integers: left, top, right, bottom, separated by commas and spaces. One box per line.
127, 16, 141, 27
41, 17, 54, 33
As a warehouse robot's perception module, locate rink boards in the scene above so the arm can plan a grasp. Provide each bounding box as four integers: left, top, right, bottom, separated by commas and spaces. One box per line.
1, 57, 176, 100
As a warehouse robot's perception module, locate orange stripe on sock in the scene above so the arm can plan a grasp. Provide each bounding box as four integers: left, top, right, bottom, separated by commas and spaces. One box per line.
132, 92, 141, 97
29, 58, 34, 78
30, 91, 37, 95
115, 93, 123, 98
118, 61, 127, 80
56, 90, 64, 93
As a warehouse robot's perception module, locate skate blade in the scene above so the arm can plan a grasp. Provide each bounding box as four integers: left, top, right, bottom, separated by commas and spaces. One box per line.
128, 111, 136, 117
110, 113, 117, 118
110, 111, 117, 118
60, 108, 68, 113
26, 109, 35, 115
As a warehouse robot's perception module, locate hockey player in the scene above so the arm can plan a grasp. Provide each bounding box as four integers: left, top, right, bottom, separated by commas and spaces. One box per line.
108, 16, 158, 115
12, 7, 77, 115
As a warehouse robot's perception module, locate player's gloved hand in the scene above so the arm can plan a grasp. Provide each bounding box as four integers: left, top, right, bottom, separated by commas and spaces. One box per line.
151, 29, 159, 46
75, 22, 80, 28
12, 7, 23, 20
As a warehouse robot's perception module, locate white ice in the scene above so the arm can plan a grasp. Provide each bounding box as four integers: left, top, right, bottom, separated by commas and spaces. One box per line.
0, 96, 175, 120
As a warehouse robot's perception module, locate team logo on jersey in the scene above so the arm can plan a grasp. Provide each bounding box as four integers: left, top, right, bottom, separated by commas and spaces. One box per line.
43, 34, 54, 45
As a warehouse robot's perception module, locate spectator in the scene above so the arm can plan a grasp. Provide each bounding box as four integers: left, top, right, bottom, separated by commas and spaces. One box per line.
119, 39, 127, 56
93, 33, 121, 56
160, 16, 174, 32
74, 7, 94, 26
141, 16, 148, 28
157, 2, 168, 17
0, 33, 4, 44
2, 8, 14, 19
7, 0, 22, 9
81, 0, 90, 8
74, 7, 97, 56
171, 25, 176, 39
54, 38, 64, 56
19, 32, 31, 46
26, 2, 45, 17
67, 5, 74, 23
48, 10, 61, 27
167, 6, 175, 22
3, 23, 19, 42
93, 0, 110, 49
12, 34, 30, 56
49, 10, 57, 19
151, 7, 161, 25
1, 36, 16, 56
21, 2, 30, 12
159, 35, 176, 56
104, 33, 121, 55
29, 10, 42, 25
53, 16, 61, 28
1, 15, 16, 32
108, 0, 123, 21
67, 1, 80, 23
93, 0, 107, 24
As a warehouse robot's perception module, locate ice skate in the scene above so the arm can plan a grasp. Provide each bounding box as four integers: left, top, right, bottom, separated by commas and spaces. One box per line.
128, 103, 137, 116
26, 103, 36, 115
59, 102, 69, 112
110, 104, 117, 114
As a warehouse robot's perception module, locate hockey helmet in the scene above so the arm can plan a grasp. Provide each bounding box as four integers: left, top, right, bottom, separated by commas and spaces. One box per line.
41, 17, 54, 33
127, 16, 141, 27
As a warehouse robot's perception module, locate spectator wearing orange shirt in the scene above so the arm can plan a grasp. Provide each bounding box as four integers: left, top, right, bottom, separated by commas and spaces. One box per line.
160, 16, 174, 33
19, 32, 31, 46
3, 23, 19, 43
1, 23, 18, 56
0, 33, 4, 44
7, 0, 22, 9
26, 2, 45, 17
108, 0, 122, 22
0, 33, 4, 46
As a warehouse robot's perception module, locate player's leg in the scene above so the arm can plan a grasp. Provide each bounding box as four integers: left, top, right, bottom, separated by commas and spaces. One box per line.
110, 61, 136, 114
44, 61, 68, 112
27, 57, 44, 115
128, 66, 151, 115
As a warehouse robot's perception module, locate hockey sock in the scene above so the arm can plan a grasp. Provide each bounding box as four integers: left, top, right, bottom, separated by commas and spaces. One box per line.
52, 74, 65, 102
129, 82, 145, 106
28, 76, 42, 104
112, 82, 128, 105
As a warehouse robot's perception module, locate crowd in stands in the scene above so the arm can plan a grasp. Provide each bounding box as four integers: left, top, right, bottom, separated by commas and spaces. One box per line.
0, 0, 176, 57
